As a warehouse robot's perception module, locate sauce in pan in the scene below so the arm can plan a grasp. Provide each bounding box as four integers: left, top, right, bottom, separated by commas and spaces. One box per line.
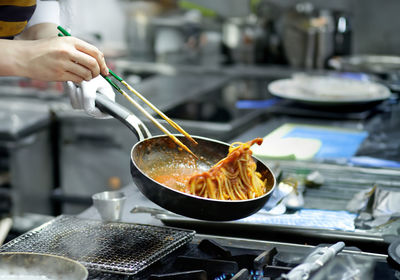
147, 138, 268, 200
148, 166, 204, 193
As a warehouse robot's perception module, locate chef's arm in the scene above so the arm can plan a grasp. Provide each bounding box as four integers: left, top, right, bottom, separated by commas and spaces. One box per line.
0, 37, 108, 82
0, 0, 115, 118
0, 0, 108, 82
18, 22, 59, 40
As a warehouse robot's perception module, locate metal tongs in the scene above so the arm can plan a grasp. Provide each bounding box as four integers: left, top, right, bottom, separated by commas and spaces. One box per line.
57, 26, 198, 157
282, 241, 345, 280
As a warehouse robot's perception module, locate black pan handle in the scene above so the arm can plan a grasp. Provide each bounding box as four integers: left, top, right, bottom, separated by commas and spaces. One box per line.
95, 92, 151, 141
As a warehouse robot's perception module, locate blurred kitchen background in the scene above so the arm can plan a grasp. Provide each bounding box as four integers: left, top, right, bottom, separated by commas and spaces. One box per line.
1, 0, 400, 240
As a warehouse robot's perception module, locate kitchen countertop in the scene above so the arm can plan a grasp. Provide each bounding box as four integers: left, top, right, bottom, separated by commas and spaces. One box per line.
0, 63, 399, 279
77, 184, 164, 226
2, 62, 400, 239
57, 62, 400, 238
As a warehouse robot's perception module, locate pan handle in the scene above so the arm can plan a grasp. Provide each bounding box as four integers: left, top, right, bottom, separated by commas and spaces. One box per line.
130, 206, 181, 217
95, 92, 151, 141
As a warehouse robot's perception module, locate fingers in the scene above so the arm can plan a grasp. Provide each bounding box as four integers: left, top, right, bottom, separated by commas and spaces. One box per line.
59, 37, 108, 80
70, 52, 100, 79
62, 71, 87, 83
65, 59, 94, 81
22, 37, 109, 82
74, 38, 109, 76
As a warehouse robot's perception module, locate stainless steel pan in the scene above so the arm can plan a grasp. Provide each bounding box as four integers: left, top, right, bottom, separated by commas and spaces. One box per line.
95, 94, 276, 221
0, 252, 88, 279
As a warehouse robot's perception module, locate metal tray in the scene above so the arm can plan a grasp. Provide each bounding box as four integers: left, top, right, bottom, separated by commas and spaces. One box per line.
0, 215, 195, 275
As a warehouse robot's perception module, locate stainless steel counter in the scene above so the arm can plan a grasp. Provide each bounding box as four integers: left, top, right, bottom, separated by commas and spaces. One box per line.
78, 184, 164, 227
2, 63, 399, 246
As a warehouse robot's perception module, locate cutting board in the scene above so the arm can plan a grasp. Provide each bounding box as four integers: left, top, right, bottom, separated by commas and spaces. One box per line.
251, 123, 368, 160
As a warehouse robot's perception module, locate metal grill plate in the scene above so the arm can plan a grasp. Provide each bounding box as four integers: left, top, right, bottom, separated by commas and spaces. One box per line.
0, 215, 195, 275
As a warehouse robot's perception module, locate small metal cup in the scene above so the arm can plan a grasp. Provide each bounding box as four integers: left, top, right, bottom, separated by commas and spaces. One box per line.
92, 191, 126, 222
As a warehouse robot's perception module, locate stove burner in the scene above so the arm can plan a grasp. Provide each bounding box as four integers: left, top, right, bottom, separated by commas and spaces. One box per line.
149, 270, 207, 280
254, 247, 278, 269
273, 251, 307, 268
144, 238, 395, 280
148, 238, 285, 280
199, 239, 232, 258
6, 217, 393, 280
175, 256, 238, 278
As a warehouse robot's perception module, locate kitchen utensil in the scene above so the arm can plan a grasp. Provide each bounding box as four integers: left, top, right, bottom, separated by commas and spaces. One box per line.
282, 241, 345, 280
0, 215, 195, 275
94, 93, 276, 221
0, 218, 12, 246
92, 191, 126, 221
57, 26, 197, 157
222, 16, 257, 64
282, 3, 335, 69
125, 1, 161, 58
333, 12, 352, 56
329, 55, 400, 74
268, 75, 391, 106
0, 252, 88, 279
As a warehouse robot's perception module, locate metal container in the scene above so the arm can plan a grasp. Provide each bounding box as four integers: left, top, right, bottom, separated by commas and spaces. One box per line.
0, 252, 88, 279
92, 191, 126, 221
282, 3, 335, 69
125, 2, 161, 59
222, 16, 258, 64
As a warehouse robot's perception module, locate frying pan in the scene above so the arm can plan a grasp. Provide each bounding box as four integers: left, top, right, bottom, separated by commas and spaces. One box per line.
0, 252, 88, 279
95, 94, 276, 221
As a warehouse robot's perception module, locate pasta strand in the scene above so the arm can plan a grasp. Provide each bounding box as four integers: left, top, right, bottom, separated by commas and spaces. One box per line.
186, 138, 267, 200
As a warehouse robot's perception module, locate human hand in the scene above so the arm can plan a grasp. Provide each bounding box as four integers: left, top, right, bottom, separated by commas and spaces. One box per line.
66, 76, 115, 118
18, 36, 109, 82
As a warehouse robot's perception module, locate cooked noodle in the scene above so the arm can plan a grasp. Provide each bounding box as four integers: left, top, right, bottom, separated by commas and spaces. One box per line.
186, 138, 267, 200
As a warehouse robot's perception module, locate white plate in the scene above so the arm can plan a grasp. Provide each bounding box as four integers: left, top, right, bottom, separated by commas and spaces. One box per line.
268, 76, 391, 105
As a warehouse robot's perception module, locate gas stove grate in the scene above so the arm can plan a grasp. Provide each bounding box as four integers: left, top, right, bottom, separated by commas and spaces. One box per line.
0, 215, 195, 275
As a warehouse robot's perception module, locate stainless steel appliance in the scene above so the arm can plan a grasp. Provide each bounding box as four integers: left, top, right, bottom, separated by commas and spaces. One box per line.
0, 214, 395, 279
0, 163, 398, 279
0, 98, 53, 217
54, 108, 138, 214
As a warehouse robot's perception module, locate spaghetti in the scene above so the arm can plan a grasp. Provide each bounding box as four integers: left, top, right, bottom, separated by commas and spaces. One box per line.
186, 138, 267, 200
